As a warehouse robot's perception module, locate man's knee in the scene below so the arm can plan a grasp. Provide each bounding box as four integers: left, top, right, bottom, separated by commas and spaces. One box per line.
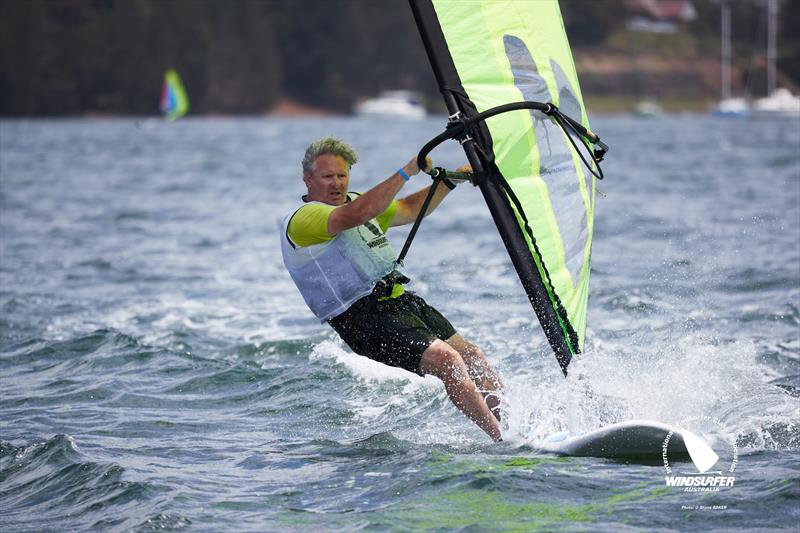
457, 342, 490, 372
446, 335, 483, 361
419, 340, 468, 381
463, 342, 486, 362
449, 338, 501, 388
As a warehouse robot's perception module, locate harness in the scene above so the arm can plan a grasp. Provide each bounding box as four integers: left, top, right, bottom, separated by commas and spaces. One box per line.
371, 271, 411, 299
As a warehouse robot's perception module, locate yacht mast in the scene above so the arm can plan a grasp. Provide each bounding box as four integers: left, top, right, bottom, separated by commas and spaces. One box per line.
766, 0, 777, 95
721, 0, 731, 100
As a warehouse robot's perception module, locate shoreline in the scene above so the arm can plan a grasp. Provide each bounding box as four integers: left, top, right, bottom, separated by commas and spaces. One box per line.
0, 96, 735, 120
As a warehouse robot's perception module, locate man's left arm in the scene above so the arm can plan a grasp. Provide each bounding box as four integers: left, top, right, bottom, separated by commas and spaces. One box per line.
389, 164, 470, 227
389, 183, 453, 227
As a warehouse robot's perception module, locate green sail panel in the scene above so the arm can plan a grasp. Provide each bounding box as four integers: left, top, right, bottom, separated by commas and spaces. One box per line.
411, 0, 595, 372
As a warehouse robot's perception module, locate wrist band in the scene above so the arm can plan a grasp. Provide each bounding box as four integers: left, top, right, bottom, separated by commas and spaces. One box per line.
398, 167, 411, 181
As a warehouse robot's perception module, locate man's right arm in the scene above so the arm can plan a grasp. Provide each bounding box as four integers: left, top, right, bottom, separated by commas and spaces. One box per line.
327, 156, 430, 236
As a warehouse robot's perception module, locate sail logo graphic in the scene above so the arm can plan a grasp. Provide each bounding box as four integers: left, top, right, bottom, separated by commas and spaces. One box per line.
503, 34, 592, 289
662, 415, 738, 492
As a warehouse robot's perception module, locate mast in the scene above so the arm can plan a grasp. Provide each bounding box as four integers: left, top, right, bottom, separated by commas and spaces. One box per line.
721, 0, 731, 101
766, 0, 777, 95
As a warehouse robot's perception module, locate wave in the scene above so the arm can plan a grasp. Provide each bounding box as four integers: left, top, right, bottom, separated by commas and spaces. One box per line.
0, 434, 178, 531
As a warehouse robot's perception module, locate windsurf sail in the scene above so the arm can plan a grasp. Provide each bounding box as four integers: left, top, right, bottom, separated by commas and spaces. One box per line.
410, 0, 605, 375
160, 69, 189, 121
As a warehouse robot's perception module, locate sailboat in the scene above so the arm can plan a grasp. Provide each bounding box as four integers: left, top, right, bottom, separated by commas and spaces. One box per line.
753, 88, 800, 118
714, 0, 799, 118
713, 0, 749, 117
159, 69, 189, 121
750, 0, 800, 118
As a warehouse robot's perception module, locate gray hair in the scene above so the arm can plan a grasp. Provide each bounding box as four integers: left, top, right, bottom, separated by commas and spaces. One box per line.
301, 137, 358, 176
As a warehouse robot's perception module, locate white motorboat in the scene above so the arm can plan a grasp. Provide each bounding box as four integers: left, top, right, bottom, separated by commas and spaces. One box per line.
354, 91, 426, 119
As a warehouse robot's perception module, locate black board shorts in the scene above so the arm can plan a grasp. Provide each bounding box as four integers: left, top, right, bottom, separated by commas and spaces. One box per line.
328, 291, 457, 375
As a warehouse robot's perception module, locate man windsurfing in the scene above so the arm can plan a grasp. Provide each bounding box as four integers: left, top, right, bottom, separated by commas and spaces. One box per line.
280, 137, 503, 441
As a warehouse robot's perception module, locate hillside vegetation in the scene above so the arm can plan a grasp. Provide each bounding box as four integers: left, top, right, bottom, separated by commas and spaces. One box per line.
2, 0, 798, 116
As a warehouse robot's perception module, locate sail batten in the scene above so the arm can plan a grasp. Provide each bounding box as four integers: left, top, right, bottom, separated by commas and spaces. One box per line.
410, 0, 597, 374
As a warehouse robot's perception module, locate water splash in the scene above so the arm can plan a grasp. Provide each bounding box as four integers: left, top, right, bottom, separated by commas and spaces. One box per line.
498, 332, 800, 450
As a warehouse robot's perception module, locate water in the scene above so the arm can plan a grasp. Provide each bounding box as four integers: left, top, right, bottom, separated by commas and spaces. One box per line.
1, 115, 798, 531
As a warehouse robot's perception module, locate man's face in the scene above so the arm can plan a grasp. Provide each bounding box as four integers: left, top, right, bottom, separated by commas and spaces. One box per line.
304, 153, 349, 206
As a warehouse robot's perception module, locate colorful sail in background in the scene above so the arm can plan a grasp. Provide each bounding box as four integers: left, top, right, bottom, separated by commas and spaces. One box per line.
410, 0, 597, 374
160, 69, 189, 121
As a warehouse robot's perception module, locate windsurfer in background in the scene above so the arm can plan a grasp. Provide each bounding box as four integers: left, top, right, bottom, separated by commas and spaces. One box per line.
280, 137, 503, 442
